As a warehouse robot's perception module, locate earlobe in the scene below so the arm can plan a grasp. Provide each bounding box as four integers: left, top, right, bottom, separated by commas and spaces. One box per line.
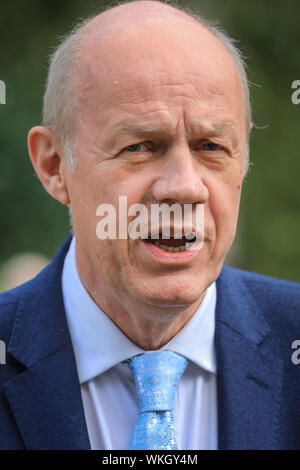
27, 126, 70, 205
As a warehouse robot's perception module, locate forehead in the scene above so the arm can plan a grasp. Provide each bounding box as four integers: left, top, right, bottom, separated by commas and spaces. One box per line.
77, 19, 245, 127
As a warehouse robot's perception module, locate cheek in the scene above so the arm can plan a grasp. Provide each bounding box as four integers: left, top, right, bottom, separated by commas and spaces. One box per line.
208, 180, 242, 234
96, 239, 123, 268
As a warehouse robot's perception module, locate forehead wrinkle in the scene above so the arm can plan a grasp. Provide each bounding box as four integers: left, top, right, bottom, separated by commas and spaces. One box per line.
197, 120, 235, 135
113, 118, 237, 141
117, 123, 170, 136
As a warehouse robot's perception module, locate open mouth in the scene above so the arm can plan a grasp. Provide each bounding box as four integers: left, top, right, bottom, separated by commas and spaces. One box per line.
143, 233, 197, 253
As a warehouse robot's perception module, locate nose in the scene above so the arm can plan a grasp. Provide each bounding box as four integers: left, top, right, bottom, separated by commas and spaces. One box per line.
151, 144, 209, 204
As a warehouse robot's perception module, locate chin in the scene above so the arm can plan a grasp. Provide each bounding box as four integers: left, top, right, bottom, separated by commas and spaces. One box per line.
131, 276, 207, 308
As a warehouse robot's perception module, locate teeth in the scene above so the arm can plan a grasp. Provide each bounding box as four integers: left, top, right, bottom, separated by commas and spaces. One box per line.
152, 242, 187, 253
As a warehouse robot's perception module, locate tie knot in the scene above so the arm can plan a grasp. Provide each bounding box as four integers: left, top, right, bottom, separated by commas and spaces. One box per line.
128, 350, 188, 413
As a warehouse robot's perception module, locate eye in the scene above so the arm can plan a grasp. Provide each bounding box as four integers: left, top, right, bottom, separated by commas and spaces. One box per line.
201, 142, 222, 151
124, 143, 145, 152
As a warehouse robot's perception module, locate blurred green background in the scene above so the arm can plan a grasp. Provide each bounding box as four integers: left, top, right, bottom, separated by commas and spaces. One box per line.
1, 0, 300, 290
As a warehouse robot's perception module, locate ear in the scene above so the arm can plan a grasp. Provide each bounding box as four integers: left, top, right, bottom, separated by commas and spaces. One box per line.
27, 126, 70, 205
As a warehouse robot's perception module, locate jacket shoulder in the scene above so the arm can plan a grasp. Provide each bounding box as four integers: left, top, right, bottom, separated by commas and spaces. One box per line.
0, 283, 28, 345
0, 235, 73, 346
221, 265, 300, 331
223, 265, 300, 291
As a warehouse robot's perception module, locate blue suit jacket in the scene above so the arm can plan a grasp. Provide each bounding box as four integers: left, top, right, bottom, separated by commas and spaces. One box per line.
0, 235, 300, 449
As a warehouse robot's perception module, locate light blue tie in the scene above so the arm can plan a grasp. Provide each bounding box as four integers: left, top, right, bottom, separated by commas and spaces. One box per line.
128, 350, 188, 450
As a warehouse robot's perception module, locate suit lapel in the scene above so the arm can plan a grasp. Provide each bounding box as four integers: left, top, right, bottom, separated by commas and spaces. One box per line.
215, 267, 283, 449
4, 235, 91, 449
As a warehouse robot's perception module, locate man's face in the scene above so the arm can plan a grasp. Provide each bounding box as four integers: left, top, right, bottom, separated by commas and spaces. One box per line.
65, 20, 247, 310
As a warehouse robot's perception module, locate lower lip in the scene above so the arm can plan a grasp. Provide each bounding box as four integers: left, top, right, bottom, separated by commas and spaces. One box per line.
142, 240, 202, 264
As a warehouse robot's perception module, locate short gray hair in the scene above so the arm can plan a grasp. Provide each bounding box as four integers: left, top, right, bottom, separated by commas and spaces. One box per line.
42, 0, 252, 176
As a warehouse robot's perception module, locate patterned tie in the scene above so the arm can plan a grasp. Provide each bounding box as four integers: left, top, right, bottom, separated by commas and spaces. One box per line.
127, 350, 188, 450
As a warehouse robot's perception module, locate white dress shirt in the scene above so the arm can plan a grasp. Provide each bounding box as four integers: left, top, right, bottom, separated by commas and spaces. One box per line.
62, 236, 218, 450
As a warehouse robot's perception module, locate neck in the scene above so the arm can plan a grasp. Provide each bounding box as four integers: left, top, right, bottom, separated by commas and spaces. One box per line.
76, 251, 205, 350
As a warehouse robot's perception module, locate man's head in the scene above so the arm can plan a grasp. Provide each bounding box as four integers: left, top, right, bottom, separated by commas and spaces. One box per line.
28, 0, 252, 344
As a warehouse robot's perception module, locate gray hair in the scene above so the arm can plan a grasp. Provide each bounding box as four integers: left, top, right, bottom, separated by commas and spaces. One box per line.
42, 0, 251, 176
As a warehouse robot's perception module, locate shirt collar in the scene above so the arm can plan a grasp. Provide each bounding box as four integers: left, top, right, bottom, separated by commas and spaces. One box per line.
62, 236, 216, 384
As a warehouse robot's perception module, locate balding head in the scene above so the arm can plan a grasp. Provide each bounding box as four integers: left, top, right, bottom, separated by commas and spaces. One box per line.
83, 0, 199, 30
42, 0, 251, 174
